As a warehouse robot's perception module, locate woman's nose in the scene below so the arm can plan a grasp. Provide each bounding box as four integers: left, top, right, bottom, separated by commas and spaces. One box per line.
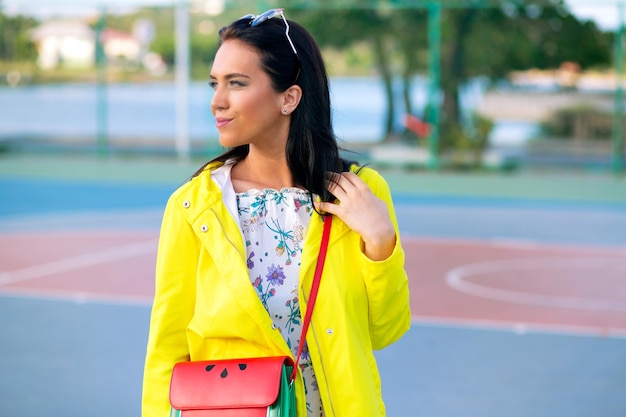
210, 86, 227, 113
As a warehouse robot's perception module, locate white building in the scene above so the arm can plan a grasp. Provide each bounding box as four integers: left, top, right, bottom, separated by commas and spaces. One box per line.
31, 19, 143, 70
31, 20, 95, 69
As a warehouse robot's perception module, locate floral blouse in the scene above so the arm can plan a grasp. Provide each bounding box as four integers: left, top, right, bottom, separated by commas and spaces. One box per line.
236, 187, 324, 417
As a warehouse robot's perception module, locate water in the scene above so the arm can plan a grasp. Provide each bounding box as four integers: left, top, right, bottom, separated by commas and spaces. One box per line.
0, 77, 534, 146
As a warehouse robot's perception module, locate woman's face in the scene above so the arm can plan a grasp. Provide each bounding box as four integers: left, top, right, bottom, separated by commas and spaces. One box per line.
210, 40, 289, 150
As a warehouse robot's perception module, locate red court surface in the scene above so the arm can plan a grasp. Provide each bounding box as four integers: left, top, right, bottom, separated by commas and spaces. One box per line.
0, 231, 158, 304
2, 231, 625, 338
405, 237, 626, 337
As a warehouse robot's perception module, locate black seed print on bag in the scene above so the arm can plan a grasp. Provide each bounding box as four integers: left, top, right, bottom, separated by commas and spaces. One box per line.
205, 363, 248, 378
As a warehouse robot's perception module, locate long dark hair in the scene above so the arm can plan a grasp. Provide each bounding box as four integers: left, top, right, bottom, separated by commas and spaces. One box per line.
195, 13, 356, 203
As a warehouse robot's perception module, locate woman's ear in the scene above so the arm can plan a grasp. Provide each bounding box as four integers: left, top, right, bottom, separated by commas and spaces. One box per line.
281, 85, 302, 113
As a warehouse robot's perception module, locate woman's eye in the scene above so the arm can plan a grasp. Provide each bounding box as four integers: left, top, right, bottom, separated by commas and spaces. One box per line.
209, 79, 246, 89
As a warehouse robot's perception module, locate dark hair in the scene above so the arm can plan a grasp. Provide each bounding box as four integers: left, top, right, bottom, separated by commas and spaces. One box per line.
196, 13, 356, 203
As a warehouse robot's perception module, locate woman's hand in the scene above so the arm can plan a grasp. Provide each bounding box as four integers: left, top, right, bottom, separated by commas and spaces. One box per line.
314, 172, 396, 261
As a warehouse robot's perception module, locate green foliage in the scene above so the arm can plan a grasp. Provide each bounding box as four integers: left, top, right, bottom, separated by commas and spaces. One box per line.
542, 106, 622, 140
190, 30, 219, 67
0, 12, 38, 61
440, 112, 493, 149
461, 6, 612, 79
437, 113, 495, 169
150, 35, 175, 65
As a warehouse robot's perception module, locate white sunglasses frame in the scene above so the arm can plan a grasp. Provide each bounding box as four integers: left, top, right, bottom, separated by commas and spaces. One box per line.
239, 8, 299, 56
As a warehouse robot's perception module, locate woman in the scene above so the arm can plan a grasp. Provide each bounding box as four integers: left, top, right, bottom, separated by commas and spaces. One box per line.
142, 9, 411, 417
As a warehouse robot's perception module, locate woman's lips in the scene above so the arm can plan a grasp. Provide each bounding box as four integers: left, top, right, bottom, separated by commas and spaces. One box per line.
215, 117, 232, 128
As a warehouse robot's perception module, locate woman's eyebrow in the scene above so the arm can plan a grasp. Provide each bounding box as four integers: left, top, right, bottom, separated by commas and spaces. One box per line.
209, 73, 252, 80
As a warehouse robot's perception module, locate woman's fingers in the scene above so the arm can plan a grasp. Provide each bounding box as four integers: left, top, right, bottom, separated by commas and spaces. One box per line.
317, 172, 396, 260
324, 172, 349, 198
313, 200, 337, 216
324, 171, 364, 199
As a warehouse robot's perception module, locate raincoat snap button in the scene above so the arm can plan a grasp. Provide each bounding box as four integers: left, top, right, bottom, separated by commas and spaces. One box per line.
200, 225, 208, 232
326, 328, 333, 335
183, 200, 190, 208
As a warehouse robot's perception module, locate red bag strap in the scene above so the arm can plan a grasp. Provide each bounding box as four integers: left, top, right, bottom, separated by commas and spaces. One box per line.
290, 215, 332, 381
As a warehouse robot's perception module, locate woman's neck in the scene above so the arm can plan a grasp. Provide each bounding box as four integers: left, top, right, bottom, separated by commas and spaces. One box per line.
231, 153, 296, 192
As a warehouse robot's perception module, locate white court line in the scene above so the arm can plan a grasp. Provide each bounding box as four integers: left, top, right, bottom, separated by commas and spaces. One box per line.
0, 239, 157, 286
0, 287, 153, 306
446, 257, 626, 312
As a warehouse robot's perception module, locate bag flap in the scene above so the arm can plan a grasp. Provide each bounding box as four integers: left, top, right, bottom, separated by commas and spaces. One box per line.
170, 356, 293, 410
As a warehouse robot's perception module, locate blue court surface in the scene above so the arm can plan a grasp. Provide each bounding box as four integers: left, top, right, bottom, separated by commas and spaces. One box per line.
1, 155, 625, 417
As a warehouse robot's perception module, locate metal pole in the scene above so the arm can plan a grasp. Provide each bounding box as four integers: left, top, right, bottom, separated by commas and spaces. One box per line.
175, 0, 190, 161
95, 7, 108, 158
427, 1, 441, 170
613, 2, 625, 175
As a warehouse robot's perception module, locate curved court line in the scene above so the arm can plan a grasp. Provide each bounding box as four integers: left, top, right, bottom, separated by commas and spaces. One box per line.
0, 239, 157, 286
446, 257, 626, 312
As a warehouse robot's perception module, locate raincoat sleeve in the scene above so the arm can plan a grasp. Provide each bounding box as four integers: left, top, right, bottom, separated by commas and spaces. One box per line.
357, 167, 412, 350
142, 190, 199, 417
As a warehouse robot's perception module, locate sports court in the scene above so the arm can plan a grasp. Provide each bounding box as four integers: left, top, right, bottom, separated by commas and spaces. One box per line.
1, 154, 625, 417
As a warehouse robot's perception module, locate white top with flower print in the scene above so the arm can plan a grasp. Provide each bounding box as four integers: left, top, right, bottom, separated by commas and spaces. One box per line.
236, 187, 324, 417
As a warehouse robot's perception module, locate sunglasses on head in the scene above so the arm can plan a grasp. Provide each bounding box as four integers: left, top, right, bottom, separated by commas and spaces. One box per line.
237, 8, 299, 57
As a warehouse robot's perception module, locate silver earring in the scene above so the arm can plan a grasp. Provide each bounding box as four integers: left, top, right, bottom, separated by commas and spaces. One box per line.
282, 108, 289, 115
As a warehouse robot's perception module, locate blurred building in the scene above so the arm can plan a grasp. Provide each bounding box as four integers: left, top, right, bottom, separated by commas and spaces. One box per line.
31, 20, 95, 69
30, 19, 142, 70
102, 28, 141, 65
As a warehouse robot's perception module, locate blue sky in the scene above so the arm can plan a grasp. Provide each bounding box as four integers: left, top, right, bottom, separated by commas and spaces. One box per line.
2, 0, 624, 31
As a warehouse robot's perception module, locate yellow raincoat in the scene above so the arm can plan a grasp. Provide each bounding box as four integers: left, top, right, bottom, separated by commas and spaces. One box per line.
142, 162, 411, 417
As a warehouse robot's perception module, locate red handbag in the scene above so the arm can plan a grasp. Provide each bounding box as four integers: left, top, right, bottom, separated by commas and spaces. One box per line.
169, 216, 333, 417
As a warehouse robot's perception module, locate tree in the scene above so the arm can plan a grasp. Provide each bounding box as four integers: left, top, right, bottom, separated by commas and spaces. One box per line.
0, 10, 38, 61
435, 2, 612, 153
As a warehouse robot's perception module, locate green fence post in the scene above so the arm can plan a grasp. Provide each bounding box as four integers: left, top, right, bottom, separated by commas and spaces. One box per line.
613, 2, 625, 175
95, 7, 108, 158
427, 1, 441, 170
